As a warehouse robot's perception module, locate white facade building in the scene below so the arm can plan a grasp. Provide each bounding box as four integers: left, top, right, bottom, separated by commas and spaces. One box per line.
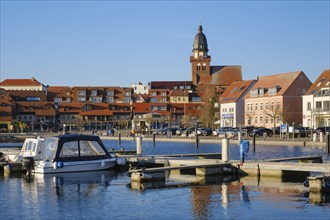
131, 82, 148, 94
302, 69, 330, 128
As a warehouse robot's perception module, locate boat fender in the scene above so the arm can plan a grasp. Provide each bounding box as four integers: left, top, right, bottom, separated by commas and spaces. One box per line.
116, 158, 127, 166
53, 161, 64, 169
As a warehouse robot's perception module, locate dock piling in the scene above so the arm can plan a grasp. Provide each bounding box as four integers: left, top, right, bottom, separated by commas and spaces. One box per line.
252, 133, 256, 152
136, 135, 142, 155
222, 138, 229, 162
195, 134, 199, 149
153, 133, 156, 147
326, 133, 330, 155
118, 133, 122, 146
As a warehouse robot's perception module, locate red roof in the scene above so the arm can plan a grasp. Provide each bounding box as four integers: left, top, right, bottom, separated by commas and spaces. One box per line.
0, 78, 43, 86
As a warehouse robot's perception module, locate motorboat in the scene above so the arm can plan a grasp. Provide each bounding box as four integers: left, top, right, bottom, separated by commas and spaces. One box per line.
7, 136, 45, 163
34, 134, 119, 174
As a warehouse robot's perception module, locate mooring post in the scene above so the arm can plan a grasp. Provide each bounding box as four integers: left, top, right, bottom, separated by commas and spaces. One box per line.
153, 133, 156, 147
222, 138, 229, 163
252, 133, 256, 152
118, 133, 122, 146
326, 133, 330, 155
136, 135, 142, 155
195, 134, 199, 149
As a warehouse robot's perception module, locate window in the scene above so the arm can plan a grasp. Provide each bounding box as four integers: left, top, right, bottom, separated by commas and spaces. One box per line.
107, 97, 114, 103
317, 78, 325, 87
82, 105, 91, 112
91, 90, 97, 96
123, 97, 131, 103
54, 98, 62, 102
254, 117, 258, 124
202, 63, 206, 71
307, 102, 311, 110
265, 116, 269, 124
250, 90, 258, 97
150, 98, 158, 103
260, 103, 263, 110
255, 103, 258, 110
179, 86, 184, 90
160, 106, 167, 110
231, 86, 238, 93
144, 86, 147, 90
316, 101, 322, 109
259, 88, 264, 96
161, 92, 167, 96
125, 92, 131, 96
161, 98, 167, 103
192, 97, 201, 102
107, 91, 114, 96
61, 141, 79, 157
268, 88, 277, 96
186, 85, 191, 90
78, 90, 86, 96
151, 92, 157, 96
276, 102, 280, 110
324, 101, 330, 111
91, 97, 102, 103
239, 86, 246, 92
265, 102, 269, 110
271, 102, 274, 110
80, 141, 105, 156
260, 117, 263, 124
78, 97, 86, 102
26, 97, 40, 101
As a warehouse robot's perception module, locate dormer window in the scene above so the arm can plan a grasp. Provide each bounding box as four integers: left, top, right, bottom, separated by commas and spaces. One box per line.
151, 92, 157, 96
82, 105, 91, 112
107, 91, 114, 96
250, 90, 258, 97
317, 78, 325, 87
91, 90, 97, 96
231, 86, 238, 93
125, 92, 131, 96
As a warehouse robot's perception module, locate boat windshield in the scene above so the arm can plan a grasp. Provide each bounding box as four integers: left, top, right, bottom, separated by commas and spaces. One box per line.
41, 137, 58, 162
60, 140, 105, 157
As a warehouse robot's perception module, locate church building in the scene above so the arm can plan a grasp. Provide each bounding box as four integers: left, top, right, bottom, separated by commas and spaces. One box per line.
190, 25, 242, 86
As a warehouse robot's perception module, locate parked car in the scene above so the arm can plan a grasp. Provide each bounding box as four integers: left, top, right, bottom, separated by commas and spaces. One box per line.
315, 127, 330, 134
197, 128, 212, 136
213, 127, 236, 138
249, 128, 273, 137
294, 127, 314, 137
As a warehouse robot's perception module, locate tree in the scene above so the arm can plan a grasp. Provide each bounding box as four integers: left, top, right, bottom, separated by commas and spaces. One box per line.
264, 104, 286, 136
197, 84, 218, 128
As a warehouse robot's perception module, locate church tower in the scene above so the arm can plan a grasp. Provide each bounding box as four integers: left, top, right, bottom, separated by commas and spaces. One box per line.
190, 25, 211, 85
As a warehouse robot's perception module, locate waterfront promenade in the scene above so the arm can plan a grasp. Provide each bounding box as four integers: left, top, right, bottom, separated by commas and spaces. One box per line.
0, 129, 327, 148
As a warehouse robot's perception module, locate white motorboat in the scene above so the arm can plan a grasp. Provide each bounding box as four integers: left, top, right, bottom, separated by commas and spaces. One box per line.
34, 134, 118, 174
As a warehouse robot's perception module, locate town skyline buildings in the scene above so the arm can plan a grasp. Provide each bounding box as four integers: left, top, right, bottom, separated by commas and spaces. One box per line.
1, 1, 329, 87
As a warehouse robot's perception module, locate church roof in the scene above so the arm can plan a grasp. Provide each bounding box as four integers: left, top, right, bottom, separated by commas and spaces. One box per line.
193, 25, 208, 53
210, 65, 242, 86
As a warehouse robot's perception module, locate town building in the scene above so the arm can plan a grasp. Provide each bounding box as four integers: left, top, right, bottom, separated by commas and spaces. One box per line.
219, 80, 256, 127
244, 71, 312, 128
302, 69, 330, 128
131, 82, 149, 94
0, 77, 48, 93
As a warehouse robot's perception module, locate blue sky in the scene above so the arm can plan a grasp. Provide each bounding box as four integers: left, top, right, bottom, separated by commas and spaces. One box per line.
1, 1, 329, 87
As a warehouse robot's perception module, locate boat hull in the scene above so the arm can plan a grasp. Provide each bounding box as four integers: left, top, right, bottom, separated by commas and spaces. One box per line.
34, 158, 117, 174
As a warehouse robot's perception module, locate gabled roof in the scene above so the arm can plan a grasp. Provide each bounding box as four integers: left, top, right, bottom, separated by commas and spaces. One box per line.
0, 77, 43, 87
220, 80, 255, 103
305, 69, 330, 95
245, 71, 306, 98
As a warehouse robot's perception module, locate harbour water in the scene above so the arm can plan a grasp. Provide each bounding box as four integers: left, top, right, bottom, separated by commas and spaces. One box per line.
1, 140, 330, 219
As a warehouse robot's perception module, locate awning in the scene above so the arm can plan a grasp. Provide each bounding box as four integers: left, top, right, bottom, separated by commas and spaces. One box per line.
214, 120, 221, 124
